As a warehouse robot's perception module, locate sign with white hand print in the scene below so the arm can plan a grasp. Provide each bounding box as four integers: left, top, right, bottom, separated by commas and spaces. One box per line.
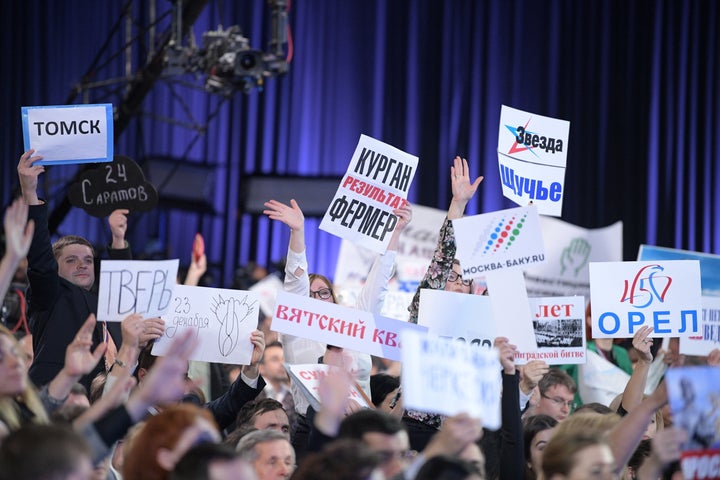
523, 216, 623, 298
152, 284, 260, 364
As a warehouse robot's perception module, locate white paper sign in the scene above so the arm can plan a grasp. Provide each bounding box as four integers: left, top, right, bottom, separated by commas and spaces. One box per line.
680, 297, 720, 356
524, 217, 623, 298
21, 104, 114, 165
418, 289, 496, 348
485, 269, 538, 356
590, 260, 702, 338
97, 259, 179, 322
249, 274, 284, 318
271, 291, 427, 361
284, 364, 371, 412
497, 105, 570, 216
320, 134, 418, 254
401, 330, 502, 430
516, 296, 587, 365
453, 205, 546, 278
151, 284, 259, 364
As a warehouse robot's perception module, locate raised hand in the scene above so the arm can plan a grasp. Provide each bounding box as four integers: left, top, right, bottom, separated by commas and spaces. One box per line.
448, 156, 483, 219
631, 325, 654, 363
520, 360, 550, 395
263, 199, 305, 232
63, 314, 107, 378
108, 209, 130, 249
494, 336, 517, 375
3, 198, 34, 263
17, 149, 45, 205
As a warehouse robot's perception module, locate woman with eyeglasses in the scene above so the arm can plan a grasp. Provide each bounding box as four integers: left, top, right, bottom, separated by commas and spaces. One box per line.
407, 156, 483, 325
263, 197, 412, 459
402, 157, 482, 442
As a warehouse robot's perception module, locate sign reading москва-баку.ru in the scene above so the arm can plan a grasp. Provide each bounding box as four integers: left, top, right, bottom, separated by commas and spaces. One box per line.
21, 103, 114, 165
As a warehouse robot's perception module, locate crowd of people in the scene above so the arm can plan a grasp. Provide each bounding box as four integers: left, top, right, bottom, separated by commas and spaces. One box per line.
0, 151, 718, 479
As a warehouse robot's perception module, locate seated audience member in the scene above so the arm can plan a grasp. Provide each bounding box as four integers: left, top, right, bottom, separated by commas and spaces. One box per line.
170, 442, 257, 480
257, 340, 295, 427
414, 455, 484, 480
63, 382, 91, 408
133, 329, 267, 431
290, 439, 383, 480
122, 403, 222, 480
523, 414, 558, 480
236, 429, 296, 480
541, 430, 614, 480
370, 373, 403, 417
263, 196, 411, 458
229, 397, 290, 443
0, 423, 93, 480
532, 369, 577, 422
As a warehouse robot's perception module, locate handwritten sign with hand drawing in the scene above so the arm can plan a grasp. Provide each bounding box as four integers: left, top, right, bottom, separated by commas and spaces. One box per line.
152, 284, 260, 364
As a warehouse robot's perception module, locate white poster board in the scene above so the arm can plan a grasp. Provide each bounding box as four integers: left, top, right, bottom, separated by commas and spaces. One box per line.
453, 205, 546, 278
590, 260, 702, 338
524, 217, 623, 298
97, 259, 178, 322
497, 105, 570, 216
151, 284, 259, 364
285, 363, 371, 412
485, 268, 538, 356
271, 291, 427, 361
418, 289, 496, 348
515, 296, 587, 364
401, 330, 502, 430
320, 134, 418, 254
680, 297, 720, 356
21, 104, 114, 165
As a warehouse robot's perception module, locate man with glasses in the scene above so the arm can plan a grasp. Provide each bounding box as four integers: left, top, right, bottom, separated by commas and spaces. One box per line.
533, 368, 577, 422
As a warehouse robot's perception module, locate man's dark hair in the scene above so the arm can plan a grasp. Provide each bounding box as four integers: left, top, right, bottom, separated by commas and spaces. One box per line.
170, 442, 239, 480
370, 373, 400, 408
0, 424, 92, 480
573, 402, 613, 415
414, 455, 482, 480
338, 409, 405, 439
538, 368, 577, 395
236, 397, 285, 428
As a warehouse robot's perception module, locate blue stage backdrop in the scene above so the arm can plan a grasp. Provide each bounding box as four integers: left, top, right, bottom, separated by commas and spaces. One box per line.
1, 0, 718, 287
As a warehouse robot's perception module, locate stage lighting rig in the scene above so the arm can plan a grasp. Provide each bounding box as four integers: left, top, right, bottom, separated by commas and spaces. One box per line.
164, 0, 289, 95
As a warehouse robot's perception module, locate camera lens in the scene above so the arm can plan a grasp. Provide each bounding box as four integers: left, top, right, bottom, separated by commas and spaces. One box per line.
239, 53, 256, 70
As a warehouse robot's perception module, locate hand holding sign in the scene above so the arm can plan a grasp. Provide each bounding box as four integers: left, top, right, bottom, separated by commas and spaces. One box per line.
16, 149, 45, 205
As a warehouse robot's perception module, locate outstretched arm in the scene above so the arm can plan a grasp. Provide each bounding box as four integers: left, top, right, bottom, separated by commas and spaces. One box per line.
448, 156, 483, 220
0, 199, 34, 300
17, 149, 45, 206
619, 326, 654, 413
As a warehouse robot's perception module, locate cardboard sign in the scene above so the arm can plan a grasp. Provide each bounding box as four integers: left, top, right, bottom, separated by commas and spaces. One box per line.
453, 205, 546, 279
666, 366, 720, 453
590, 260, 702, 338
515, 296, 587, 364
97, 259, 179, 322
524, 217, 623, 298
638, 245, 720, 356
400, 330, 502, 429
151, 284, 259, 364
284, 363, 371, 412
418, 289, 496, 349
497, 105, 570, 216
320, 134, 418, 254
271, 291, 427, 361
68, 155, 159, 217
485, 268, 538, 356
21, 104, 113, 165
